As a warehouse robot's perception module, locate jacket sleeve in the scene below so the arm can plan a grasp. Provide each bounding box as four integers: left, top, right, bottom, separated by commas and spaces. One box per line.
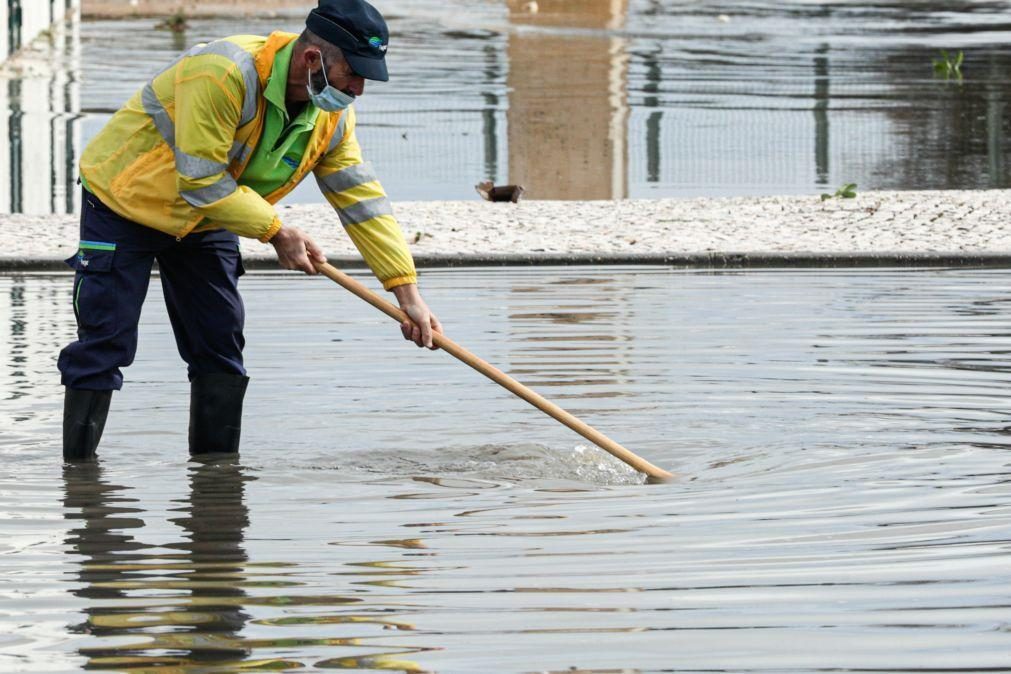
173, 53, 282, 242
313, 106, 417, 290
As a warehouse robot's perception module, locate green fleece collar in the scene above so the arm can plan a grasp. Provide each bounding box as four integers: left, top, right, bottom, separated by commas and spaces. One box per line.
265, 41, 318, 124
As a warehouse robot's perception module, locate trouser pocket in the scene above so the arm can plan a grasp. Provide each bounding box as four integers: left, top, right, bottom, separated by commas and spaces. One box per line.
65, 242, 117, 331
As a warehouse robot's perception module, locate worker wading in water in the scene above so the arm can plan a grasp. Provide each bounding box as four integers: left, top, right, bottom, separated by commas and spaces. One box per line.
58, 0, 442, 460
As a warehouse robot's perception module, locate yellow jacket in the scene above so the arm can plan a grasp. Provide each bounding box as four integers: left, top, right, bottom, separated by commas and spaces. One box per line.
80, 31, 416, 290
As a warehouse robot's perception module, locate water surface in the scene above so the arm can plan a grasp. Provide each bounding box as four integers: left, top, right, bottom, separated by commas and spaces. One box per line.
1, 267, 1010, 671
1, 0, 1010, 211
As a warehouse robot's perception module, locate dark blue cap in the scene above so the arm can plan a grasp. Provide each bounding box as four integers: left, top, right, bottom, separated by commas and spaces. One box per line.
306, 0, 389, 82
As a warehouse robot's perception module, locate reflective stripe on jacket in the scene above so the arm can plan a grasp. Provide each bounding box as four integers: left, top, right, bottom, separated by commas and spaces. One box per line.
80, 31, 417, 290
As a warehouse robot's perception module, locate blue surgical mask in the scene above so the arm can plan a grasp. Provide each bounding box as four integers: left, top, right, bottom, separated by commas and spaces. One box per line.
307, 58, 355, 112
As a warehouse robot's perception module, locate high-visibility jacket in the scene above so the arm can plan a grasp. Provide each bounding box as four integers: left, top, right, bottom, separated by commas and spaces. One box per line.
79, 31, 416, 290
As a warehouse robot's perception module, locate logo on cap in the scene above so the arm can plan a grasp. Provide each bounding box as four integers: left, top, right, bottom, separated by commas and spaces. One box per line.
368, 36, 387, 52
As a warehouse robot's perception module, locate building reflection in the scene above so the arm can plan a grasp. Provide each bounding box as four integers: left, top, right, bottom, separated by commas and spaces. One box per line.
63, 458, 255, 670
813, 44, 829, 187
641, 42, 662, 185
0, 3, 80, 214
2, 275, 78, 423
0, 1, 78, 58
0, 2, 1007, 211
867, 49, 1011, 191
505, 0, 629, 200
505, 272, 639, 403
984, 55, 1006, 187
481, 42, 503, 185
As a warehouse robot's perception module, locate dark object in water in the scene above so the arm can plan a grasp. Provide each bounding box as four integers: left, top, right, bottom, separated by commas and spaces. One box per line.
63, 388, 112, 461
189, 373, 250, 455
476, 181, 524, 203
156, 12, 189, 33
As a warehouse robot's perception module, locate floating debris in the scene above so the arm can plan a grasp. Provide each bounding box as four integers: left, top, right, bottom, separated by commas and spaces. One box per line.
476, 181, 525, 203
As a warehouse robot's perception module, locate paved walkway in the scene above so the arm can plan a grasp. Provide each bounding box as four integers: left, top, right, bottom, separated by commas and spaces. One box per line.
1, 190, 1009, 271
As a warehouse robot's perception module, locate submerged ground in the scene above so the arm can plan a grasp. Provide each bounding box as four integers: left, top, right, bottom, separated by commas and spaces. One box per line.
1, 267, 1010, 671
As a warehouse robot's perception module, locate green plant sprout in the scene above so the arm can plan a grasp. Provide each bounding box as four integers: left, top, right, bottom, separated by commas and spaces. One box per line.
933, 50, 963, 80
821, 183, 857, 201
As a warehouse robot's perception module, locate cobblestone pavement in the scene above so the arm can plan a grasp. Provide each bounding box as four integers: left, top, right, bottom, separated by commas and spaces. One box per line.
2, 190, 1009, 270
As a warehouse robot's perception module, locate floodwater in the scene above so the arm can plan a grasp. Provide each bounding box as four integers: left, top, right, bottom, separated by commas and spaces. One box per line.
2, 0, 1011, 212
1, 266, 1010, 672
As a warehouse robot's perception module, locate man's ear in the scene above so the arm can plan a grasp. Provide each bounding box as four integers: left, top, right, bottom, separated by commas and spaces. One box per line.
303, 47, 322, 73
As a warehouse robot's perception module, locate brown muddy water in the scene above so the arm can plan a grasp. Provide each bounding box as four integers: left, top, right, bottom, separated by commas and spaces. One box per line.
3, 0, 1011, 212
1, 266, 1010, 672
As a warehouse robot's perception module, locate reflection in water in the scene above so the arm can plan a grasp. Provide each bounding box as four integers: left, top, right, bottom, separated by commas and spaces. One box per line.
61, 459, 438, 671
507, 275, 638, 400
481, 43, 503, 185
2, 2, 1009, 210
5, 277, 27, 406
985, 56, 1005, 186
3, 275, 73, 424
813, 44, 830, 186
0, 7, 80, 214
506, 0, 629, 200
0, 1, 75, 59
875, 50, 1011, 190
63, 459, 260, 670
641, 39, 662, 185
1, 268, 1010, 670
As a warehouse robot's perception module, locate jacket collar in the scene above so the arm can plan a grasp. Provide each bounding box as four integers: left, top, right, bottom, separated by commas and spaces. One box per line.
255, 31, 299, 87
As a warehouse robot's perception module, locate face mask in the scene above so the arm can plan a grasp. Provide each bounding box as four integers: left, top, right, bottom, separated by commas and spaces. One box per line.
307, 57, 355, 112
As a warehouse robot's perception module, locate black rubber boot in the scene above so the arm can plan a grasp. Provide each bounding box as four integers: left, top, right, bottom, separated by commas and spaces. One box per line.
63, 388, 113, 461
189, 374, 250, 456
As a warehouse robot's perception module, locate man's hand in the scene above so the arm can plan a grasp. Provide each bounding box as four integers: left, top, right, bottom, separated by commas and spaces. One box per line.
270, 225, 327, 275
392, 283, 443, 350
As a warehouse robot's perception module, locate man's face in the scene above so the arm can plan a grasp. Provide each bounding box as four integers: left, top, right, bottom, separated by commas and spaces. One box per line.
308, 48, 366, 98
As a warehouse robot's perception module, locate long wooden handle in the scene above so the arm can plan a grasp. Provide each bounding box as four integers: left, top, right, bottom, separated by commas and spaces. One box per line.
316, 262, 674, 481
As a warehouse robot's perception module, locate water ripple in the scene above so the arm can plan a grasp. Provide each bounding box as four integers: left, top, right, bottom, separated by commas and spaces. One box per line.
1, 268, 1010, 670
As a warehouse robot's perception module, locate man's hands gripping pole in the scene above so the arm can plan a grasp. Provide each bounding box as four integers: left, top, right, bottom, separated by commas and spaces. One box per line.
270, 225, 442, 349
391, 282, 443, 350
271, 225, 327, 274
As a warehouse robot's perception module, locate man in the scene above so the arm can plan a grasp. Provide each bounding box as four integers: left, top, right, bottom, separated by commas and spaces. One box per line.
58, 0, 441, 461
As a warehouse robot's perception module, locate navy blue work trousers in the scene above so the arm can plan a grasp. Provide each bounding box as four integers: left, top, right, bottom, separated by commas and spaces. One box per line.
58, 188, 246, 390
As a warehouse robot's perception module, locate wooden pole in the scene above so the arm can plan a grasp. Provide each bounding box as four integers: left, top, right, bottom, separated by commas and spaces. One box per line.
316, 262, 674, 481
